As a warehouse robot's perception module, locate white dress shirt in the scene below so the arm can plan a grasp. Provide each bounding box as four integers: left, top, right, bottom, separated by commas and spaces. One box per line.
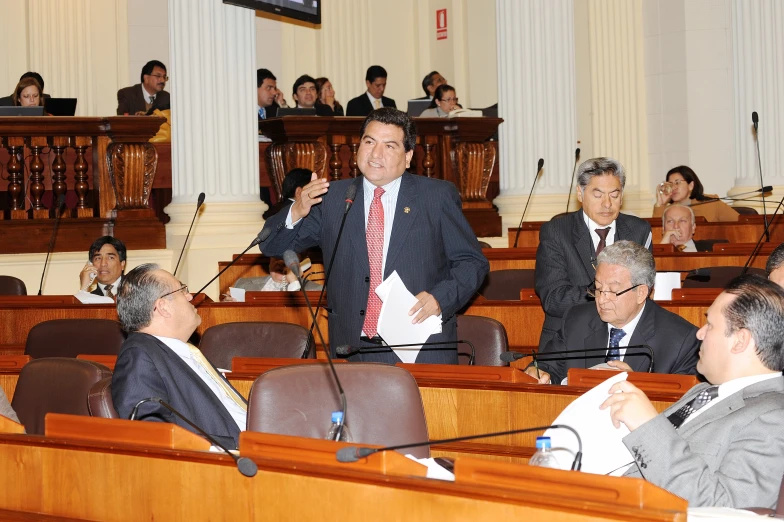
366, 91, 383, 108
141, 85, 156, 105
153, 335, 247, 431
583, 213, 617, 254
680, 239, 697, 252
681, 372, 783, 427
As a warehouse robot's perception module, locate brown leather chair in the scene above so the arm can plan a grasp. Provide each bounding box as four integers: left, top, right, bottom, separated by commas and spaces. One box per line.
11, 358, 112, 434
477, 269, 536, 300
0, 275, 27, 295
733, 206, 758, 215
247, 363, 430, 458
683, 266, 766, 288
88, 377, 118, 419
199, 322, 315, 370
456, 315, 510, 366
24, 319, 126, 359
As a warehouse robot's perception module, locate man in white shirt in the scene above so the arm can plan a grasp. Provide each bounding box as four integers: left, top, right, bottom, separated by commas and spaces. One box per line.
112, 264, 246, 448
660, 204, 699, 252
602, 274, 784, 509
345, 65, 397, 117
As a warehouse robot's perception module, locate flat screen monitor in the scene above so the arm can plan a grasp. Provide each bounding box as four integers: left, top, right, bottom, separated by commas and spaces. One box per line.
44, 98, 78, 116
0, 106, 45, 117
407, 99, 431, 118
223, 0, 320, 24
275, 107, 316, 117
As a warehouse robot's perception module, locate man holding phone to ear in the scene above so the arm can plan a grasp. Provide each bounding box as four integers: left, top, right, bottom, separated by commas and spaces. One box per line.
79, 236, 127, 299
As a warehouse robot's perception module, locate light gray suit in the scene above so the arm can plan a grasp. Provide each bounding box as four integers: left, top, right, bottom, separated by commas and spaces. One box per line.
0, 386, 20, 425
623, 377, 784, 508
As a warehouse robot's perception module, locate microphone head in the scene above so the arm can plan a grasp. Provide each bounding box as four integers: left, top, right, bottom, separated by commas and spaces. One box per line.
575, 148, 580, 160
500, 351, 521, 363
537, 158, 544, 171
236, 457, 258, 477
752, 111, 759, 124
335, 345, 352, 356
762, 185, 773, 193
345, 182, 358, 204
336, 447, 361, 463
283, 250, 301, 277
197, 192, 206, 208
253, 227, 272, 247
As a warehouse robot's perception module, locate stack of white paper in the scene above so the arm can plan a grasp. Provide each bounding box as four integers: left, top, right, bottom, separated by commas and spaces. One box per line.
375, 271, 442, 364
74, 291, 114, 304
653, 272, 681, 301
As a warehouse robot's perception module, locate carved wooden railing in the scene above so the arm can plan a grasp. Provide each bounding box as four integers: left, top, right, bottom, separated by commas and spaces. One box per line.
0, 117, 166, 253
258, 116, 504, 236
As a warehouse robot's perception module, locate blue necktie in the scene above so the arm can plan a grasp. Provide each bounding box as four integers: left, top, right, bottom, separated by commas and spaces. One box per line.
258, 107, 266, 119
606, 327, 625, 362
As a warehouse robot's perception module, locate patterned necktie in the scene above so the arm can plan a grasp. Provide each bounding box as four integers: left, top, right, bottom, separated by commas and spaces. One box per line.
149, 95, 155, 106
186, 343, 247, 411
363, 187, 385, 337
606, 327, 625, 362
104, 284, 115, 301
595, 227, 611, 256
668, 386, 719, 428
259, 107, 266, 119
676, 244, 687, 252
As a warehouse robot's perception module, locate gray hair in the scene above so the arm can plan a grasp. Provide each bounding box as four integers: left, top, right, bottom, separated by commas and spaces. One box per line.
116, 263, 169, 332
766, 243, 784, 276
577, 157, 626, 190
596, 240, 656, 289
661, 204, 696, 227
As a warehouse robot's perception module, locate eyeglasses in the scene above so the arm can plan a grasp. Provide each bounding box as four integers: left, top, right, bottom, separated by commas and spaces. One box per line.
159, 284, 188, 299
670, 179, 686, 185
149, 74, 169, 81
441, 97, 458, 103
587, 283, 642, 301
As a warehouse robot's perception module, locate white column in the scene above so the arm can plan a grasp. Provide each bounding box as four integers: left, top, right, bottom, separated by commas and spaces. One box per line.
165, 0, 265, 298
493, 0, 577, 231
729, 0, 784, 209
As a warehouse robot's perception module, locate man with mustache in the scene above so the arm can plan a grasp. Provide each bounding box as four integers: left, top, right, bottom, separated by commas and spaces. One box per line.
117, 60, 171, 116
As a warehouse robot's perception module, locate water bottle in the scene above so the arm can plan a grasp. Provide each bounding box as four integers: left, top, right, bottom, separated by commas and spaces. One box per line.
325, 411, 351, 442
529, 436, 561, 469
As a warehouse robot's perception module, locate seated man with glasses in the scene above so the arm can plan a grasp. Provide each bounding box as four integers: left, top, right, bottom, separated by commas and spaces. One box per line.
117, 60, 171, 115
525, 241, 700, 384
112, 264, 246, 449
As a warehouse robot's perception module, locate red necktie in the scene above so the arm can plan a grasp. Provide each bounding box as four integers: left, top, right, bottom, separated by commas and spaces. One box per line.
363, 187, 385, 337
595, 227, 611, 256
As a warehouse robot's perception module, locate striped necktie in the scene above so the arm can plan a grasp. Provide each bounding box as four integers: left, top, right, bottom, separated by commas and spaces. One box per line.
186, 343, 247, 411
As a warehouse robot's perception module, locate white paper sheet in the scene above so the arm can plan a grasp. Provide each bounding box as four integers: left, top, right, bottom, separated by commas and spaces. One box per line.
229, 287, 246, 302
544, 372, 635, 475
74, 291, 114, 304
404, 455, 455, 481
687, 507, 769, 520
653, 272, 681, 301
375, 271, 442, 364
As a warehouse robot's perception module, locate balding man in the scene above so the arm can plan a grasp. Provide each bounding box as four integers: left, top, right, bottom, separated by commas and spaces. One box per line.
112, 264, 246, 448
601, 274, 784, 508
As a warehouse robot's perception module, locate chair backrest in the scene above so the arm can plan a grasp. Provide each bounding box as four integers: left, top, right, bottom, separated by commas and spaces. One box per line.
0, 275, 27, 296
456, 315, 510, 366
732, 206, 758, 215
477, 269, 536, 300
199, 322, 315, 370
24, 319, 126, 359
683, 266, 767, 288
247, 363, 430, 458
11, 358, 113, 434
88, 377, 118, 419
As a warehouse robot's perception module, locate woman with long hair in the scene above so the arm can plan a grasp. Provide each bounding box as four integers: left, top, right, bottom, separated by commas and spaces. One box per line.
314, 77, 343, 116
653, 165, 739, 222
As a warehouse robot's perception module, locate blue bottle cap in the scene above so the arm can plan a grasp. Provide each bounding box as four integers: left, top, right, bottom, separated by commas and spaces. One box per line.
331, 411, 343, 423
535, 436, 551, 449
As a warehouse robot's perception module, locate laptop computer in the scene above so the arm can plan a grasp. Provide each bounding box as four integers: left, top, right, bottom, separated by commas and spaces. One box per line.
44, 98, 78, 116
275, 107, 317, 117
0, 106, 45, 116
407, 99, 431, 117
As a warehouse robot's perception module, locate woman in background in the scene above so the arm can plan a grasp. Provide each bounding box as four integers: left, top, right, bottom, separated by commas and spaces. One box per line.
653, 165, 739, 222
419, 84, 458, 118
12, 77, 44, 107
315, 77, 343, 116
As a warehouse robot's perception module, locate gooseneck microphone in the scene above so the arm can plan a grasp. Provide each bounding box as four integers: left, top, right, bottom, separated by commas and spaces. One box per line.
38, 194, 67, 295
284, 250, 348, 441
565, 148, 581, 214
336, 423, 583, 471
752, 112, 769, 240
306, 180, 361, 355
129, 397, 257, 477
688, 186, 773, 207
174, 192, 206, 277
336, 340, 476, 366
500, 345, 654, 373
192, 227, 271, 300
741, 193, 784, 275
512, 158, 544, 248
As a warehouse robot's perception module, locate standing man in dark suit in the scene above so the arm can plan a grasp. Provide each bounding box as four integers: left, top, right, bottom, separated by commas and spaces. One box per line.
535, 157, 652, 351
78, 236, 127, 299
601, 275, 784, 509
116, 60, 171, 115
527, 241, 699, 384
260, 108, 488, 364
345, 65, 396, 117
112, 264, 246, 449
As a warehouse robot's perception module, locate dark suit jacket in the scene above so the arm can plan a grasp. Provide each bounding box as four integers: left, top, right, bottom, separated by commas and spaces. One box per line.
623, 377, 784, 508
345, 93, 397, 117
314, 102, 344, 116
536, 300, 699, 384
261, 173, 489, 364
116, 84, 171, 115
535, 210, 652, 350
112, 332, 245, 448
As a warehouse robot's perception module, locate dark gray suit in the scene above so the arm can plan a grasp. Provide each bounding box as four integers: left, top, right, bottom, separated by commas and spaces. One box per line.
536, 300, 699, 384
623, 377, 784, 508
261, 173, 489, 364
535, 210, 652, 351
112, 332, 245, 449
116, 84, 171, 115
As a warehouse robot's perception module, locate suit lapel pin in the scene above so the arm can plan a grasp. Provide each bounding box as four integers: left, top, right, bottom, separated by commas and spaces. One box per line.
404, 207, 410, 213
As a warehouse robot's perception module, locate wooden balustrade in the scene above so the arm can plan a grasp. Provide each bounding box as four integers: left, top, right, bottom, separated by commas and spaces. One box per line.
0, 117, 166, 253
